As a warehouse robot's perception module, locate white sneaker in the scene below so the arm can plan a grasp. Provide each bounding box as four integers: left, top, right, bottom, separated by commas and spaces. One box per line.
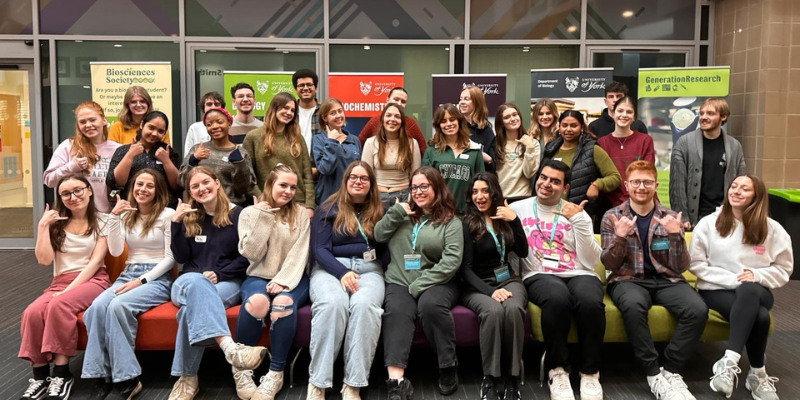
548, 367, 576, 400
745, 370, 780, 400
341, 383, 361, 400
649, 374, 683, 400
168, 376, 199, 400
580, 372, 603, 400
233, 366, 257, 399
664, 371, 695, 400
709, 356, 741, 398
306, 382, 325, 400
251, 371, 284, 400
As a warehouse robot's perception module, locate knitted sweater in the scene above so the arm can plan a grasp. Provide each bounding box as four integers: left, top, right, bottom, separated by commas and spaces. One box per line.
237, 204, 310, 291
179, 141, 257, 207
242, 128, 315, 208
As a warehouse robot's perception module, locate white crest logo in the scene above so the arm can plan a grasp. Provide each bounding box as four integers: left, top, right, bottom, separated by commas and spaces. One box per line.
256, 80, 269, 95
565, 77, 579, 93
360, 81, 372, 96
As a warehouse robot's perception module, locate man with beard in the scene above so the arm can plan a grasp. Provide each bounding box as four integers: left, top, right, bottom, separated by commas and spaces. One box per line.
228, 83, 263, 144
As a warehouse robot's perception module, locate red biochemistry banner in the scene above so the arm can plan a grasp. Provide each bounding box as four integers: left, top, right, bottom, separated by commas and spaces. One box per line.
328, 73, 405, 118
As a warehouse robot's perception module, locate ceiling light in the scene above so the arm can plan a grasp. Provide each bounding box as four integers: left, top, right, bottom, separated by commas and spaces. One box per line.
567, 26, 577, 33
199, 49, 207, 53
622, 10, 634, 18
74, 40, 83, 43
83, 86, 90, 89
114, 44, 123, 48
445, 47, 450, 51
364, 45, 370, 50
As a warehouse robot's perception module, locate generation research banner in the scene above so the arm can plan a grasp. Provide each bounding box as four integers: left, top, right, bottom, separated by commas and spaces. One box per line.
530, 68, 613, 126
328, 73, 404, 118
638, 66, 731, 207
222, 71, 296, 118
90, 61, 172, 139
432, 74, 506, 125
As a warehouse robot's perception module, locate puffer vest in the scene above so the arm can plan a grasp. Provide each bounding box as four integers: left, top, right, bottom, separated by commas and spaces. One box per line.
538, 134, 598, 204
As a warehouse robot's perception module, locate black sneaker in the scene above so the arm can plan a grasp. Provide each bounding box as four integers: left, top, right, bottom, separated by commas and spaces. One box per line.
502, 376, 521, 400
89, 378, 112, 399
480, 376, 501, 400
386, 378, 414, 400
20, 378, 47, 400
105, 377, 143, 400
45, 376, 73, 400
438, 366, 459, 395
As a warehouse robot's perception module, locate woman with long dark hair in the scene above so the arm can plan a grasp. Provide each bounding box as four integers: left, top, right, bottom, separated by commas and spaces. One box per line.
494, 103, 540, 201
108, 86, 170, 145
690, 174, 793, 399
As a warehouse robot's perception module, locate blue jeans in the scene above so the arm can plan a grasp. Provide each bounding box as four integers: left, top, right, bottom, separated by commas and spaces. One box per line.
308, 259, 384, 388
235, 274, 309, 371
81, 263, 171, 382
170, 272, 242, 376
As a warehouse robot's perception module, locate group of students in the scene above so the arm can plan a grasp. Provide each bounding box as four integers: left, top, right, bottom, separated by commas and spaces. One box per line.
20, 70, 791, 400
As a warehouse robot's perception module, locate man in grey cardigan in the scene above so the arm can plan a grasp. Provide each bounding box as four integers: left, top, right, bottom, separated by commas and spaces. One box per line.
669, 98, 745, 230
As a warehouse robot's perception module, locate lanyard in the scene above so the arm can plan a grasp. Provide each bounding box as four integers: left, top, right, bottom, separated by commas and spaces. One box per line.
411, 217, 429, 253
354, 213, 370, 249
485, 221, 505, 264
532, 199, 561, 246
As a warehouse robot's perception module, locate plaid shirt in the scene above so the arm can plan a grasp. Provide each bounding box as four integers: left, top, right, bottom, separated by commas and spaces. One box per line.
601, 200, 689, 284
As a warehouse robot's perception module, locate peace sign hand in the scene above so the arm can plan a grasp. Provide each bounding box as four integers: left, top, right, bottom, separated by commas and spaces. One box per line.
608, 214, 636, 238
111, 194, 137, 216
39, 203, 68, 228
654, 212, 683, 234
490, 199, 517, 221
395, 197, 416, 216
171, 198, 197, 222
554, 200, 588, 220
253, 196, 280, 213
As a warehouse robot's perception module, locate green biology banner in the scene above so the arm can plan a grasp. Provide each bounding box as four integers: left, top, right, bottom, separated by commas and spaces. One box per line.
222, 71, 297, 118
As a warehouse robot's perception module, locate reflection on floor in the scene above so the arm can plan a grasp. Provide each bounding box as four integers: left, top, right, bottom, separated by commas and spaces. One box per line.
0, 208, 32, 238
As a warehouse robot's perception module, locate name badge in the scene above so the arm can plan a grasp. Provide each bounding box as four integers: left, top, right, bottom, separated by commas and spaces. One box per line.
363, 248, 377, 262
554, 158, 562, 162
542, 255, 560, 271
651, 238, 670, 251
195, 235, 207, 243
155, 160, 163, 165
404, 254, 421, 270
459, 153, 470, 159
221, 156, 229, 162
494, 264, 511, 282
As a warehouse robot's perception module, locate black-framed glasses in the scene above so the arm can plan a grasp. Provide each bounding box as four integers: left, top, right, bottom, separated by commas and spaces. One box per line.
348, 175, 370, 184
60, 186, 90, 200
628, 179, 656, 188
410, 184, 431, 193
297, 83, 315, 88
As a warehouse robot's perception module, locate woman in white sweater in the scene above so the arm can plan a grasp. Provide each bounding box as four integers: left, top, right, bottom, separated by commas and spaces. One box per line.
81, 168, 175, 398
689, 174, 793, 399
235, 163, 311, 400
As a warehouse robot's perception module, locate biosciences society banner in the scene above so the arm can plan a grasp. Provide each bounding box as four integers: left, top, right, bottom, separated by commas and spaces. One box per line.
530, 68, 613, 125
222, 71, 296, 117
638, 66, 731, 206
432, 74, 507, 121
90, 61, 172, 138
328, 73, 404, 118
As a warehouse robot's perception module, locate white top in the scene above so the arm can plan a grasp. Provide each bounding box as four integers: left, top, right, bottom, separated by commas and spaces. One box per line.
53, 214, 109, 276
689, 211, 794, 290
184, 121, 210, 155
361, 136, 421, 188
298, 106, 315, 155
107, 207, 176, 283
509, 197, 601, 280
43, 139, 121, 213
497, 140, 540, 198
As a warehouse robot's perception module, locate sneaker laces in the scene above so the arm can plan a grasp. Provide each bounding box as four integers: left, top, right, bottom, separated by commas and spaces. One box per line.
756, 375, 779, 392
47, 377, 65, 397
712, 361, 741, 387
23, 379, 45, 396
551, 371, 571, 392
257, 374, 280, 395
234, 368, 254, 381
667, 373, 689, 390
651, 376, 672, 398
582, 374, 602, 392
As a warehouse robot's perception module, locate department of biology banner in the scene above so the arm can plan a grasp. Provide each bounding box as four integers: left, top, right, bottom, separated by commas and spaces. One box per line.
432, 74, 506, 124
90, 62, 172, 138
222, 71, 296, 117
328, 73, 404, 118
638, 66, 731, 207
530, 68, 613, 126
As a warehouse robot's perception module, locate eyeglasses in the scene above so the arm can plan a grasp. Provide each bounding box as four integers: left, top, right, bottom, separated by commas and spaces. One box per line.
628, 179, 656, 188
348, 175, 370, 184
235, 94, 254, 100
410, 184, 431, 193
60, 186, 90, 200
297, 83, 315, 88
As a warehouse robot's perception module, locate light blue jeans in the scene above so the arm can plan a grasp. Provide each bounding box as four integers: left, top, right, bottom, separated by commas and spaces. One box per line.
308, 259, 384, 388
169, 272, 242, 376
81, 263, 171, 382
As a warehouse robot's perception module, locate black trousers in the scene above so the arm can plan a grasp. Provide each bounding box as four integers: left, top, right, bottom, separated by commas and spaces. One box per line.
608, 278, 708, 376
525, 274, 606, 374
700, 283, 774, 368
382, 281, 459, 369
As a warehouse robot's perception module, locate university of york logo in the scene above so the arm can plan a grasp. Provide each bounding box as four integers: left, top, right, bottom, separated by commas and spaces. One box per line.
565, 77, 579, 93
360, 81, 372, 96
256, 80, 269, 95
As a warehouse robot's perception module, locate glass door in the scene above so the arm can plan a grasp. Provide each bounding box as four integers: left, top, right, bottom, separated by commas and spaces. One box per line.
587, 46, 693, 100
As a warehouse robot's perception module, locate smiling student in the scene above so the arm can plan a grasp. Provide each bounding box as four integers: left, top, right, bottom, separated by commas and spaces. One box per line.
459, 86, 496, 172
184, 91, 225, 155
311, 98, 361, 205
528, 98, 560, 155
229, 83, 264, 143
494, 103, 540, 201
108, 86, 171, 145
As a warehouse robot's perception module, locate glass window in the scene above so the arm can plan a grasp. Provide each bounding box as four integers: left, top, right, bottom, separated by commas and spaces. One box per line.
586, 0, 695, 40
55, 41, 182, 150
469, 46, 580, 127
0, 0, 32, 34
40, 0, 179, 35
0, 67, 33, 238
330, 0, 464, 39
330, 45, 450, 138
185, 0, 323, 38
470, 0, 581, 39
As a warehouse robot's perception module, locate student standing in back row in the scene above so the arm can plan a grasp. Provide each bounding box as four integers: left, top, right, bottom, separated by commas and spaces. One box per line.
184, 91, 225, 155
459, 86, 496, 172
358, 87, 427, 153
108, 86, 171, 146
311, 98, 361, 205
228, 83, 264, 144
293, 69, 321, 157
494, 103, 540, 201
587, 82, 648, 138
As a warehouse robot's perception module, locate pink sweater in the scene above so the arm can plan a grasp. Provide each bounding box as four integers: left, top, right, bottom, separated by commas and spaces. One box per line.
44, 139, 120, 213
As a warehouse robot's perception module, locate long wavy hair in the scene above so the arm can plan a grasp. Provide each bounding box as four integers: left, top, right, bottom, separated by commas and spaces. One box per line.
262, 92, 303, 158
463, 172, 514, 244
260, 164, 302, 231
528, 98, 559, 141
118, 86, 152, 129
409, 166, 456, 227
321, 161, 384, 238
71, 101, 109, 168
135, 111, 170, 146
431, 103, 471, 152
375, 103, 413, 170
50, 174, 103, 252
715, 174, 769, 245
461, 85, 490, 129
182, 166, 233, 237
494, 102, 529, 168
318, 98, 346, 131
123, 168, 170, 237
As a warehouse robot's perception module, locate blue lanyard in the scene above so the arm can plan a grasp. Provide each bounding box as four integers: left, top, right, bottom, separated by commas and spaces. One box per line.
354, 213, 370, 249
533, 199, 561, 246
485, 221, 505, 264
411, 217, 429, 253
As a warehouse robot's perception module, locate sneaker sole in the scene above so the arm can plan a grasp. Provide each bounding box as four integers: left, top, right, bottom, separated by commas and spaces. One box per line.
236, 348, 268, 370
709, 380, 733, 398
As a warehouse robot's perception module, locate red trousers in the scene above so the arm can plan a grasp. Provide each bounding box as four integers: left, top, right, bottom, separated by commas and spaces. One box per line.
19, 269, 110, 364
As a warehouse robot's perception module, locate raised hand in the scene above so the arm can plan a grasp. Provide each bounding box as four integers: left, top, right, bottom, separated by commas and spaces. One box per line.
253, 195, 280, 213
171, 198, 197, 222
515, 134, 535, 149
491, 288, 513, 302
126, 138, 145, 159
490, 199, 517, 221
554, 200, 588, 220
654, 212, 683, 234
39, 203, 68, 228
326, 125, 341, 140
193, 142, 210, 161
340, 271, 361, 293
608, 214, 636, 238
395, 197, 416, 216
111, 194, 137, 216
155, 144, 171, 164
683, 221, 692, 231
74, 156, 90, 171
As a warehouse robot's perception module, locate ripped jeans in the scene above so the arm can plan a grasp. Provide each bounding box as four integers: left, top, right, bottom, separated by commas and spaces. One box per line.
235, 274, 310, 371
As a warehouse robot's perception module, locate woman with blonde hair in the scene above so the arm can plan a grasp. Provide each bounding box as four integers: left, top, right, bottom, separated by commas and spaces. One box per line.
494, 102, 540, 201
528, 98, 560, 155
44, 101, 120, 212
243, 92, 315, 215
690, 174, 793, 399
108, 86, 170, 145
459, 85, 495, 172
311, 98, 362, 205
235, 164, 311, 400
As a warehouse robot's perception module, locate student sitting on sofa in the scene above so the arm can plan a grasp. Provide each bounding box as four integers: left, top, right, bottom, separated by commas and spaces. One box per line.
601, 160, 707, 400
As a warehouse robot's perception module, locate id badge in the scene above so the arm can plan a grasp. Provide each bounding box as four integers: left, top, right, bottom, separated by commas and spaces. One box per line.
155, 160, 163, 165
363, 248, 377, 262
651, 238, 670, 251
542, 255, 560, 271
404, 254, 421, 270
459, 153, 470, 159
195, 235, 207, 243
221, 156, 229, 162
494, 264, 511, 282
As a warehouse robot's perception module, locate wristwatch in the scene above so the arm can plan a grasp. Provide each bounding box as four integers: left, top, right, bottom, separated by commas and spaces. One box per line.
139, 276, 148, 284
